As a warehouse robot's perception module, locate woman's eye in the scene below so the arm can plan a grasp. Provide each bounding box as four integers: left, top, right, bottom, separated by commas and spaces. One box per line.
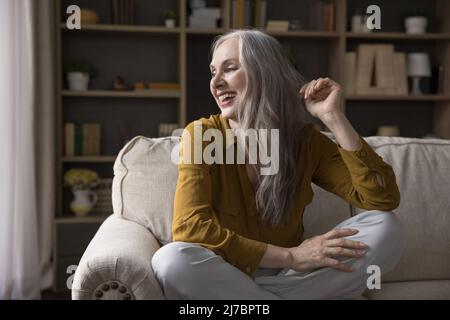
225, 68, 236, 72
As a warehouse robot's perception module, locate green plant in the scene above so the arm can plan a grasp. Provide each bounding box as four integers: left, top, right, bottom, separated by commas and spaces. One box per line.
64, 61, 97, 77
165, 10, 177, 20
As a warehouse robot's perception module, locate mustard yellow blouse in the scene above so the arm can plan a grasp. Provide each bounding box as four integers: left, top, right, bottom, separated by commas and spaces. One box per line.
172, 114, 400, 276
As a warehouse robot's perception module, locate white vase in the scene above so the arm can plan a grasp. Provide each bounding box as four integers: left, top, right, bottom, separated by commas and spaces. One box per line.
165, 19, 175, 28
67, 72, 90, 91
70, 189, 98, 217
405, 16, 427, 34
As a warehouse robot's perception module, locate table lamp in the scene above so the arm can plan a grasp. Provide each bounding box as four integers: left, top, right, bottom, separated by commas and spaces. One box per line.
407, 53, 431, 95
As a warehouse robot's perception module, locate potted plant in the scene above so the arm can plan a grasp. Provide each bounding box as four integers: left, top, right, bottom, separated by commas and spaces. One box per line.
64, 61, 96, 91
164, 10, 177, 28
64, 169, 99, 216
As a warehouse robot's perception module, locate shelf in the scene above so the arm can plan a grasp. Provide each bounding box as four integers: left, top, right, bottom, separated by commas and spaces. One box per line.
61, 23, 181, 34
266, 30, 339, 38
62, 90, 181, 98
346, 32, 450, 41
54, 212, 111, 224
346, 95, 450, 101
186, 28, 228, 35
62, 156, 117, 163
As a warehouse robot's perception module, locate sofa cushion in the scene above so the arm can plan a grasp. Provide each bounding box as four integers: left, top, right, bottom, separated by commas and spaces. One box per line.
112, 136, 180, 245
354, 136, 450, 282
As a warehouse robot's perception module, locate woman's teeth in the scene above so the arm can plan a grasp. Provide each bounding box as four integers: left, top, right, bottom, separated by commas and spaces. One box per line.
219, 93, 236, 102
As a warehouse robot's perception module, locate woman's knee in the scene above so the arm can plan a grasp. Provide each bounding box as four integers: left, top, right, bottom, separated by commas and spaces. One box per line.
364, 210, 404, 243
360, 210, 406, 270
151, 241, 215, 291
152, 242, 195, 281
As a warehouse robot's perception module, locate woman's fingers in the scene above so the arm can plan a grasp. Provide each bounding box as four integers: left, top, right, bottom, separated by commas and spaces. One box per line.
324, 247, 365, 258
327, 237, 369, 249
300, 77, 333, 100
322, 257, 354, 272
324, 228, 359, 240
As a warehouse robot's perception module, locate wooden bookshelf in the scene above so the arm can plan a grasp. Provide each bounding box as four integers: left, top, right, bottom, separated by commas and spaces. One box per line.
62, 156, 117, 163
346, 32, 450, 41
62, 89, 181, 98
61, 23, 181, 34
54, 212, 111, 224
346, 95, 450, 102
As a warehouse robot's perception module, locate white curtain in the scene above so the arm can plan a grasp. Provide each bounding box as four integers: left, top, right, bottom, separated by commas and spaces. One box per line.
0, 0, 55, 299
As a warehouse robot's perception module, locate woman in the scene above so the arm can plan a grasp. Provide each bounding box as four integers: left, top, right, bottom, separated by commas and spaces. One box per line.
152, 30, 405, 299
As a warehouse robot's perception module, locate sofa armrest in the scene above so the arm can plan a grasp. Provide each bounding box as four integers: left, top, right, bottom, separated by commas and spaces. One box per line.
71, 214, 165, 300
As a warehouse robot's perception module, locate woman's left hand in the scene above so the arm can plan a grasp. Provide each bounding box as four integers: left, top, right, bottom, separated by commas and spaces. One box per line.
299, 77, 343, 122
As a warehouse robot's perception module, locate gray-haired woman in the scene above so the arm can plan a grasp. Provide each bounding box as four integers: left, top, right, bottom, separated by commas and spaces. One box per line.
152, 29, 405, 300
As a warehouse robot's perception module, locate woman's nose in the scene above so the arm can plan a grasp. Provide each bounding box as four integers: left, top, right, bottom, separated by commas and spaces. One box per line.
212, 73, 225, 88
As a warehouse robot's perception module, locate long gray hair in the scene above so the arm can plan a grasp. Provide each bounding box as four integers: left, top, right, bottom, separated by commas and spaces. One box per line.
210, 29, 312, 226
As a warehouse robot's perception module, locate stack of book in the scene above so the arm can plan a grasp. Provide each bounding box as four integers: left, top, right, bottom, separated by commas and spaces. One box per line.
231, 0, 264, 28
345, 44, 408, 96
64, 123, 101, 156
93, 178, 113, 214
308, 0, 335, 31
111, 0, 134, 24
189, 6, 221, 28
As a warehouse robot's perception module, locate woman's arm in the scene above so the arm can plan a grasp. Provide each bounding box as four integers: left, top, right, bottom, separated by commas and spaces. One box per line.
300, 77, 360, 151
300, 78, 400, 208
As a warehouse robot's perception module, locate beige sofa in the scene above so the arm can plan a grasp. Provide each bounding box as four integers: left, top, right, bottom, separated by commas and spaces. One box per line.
72, 134, 450, 300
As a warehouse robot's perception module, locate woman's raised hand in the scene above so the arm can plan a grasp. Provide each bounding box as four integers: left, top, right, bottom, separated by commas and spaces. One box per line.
287, 228, 368, 273
299, 77, 343, 122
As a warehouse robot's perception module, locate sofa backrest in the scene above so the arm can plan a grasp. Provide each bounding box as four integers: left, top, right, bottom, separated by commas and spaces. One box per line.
355, 136, 450, 282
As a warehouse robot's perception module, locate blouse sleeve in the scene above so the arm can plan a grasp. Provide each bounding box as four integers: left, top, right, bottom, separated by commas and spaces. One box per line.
309, 127, 400, 210
172, 120, 267, 276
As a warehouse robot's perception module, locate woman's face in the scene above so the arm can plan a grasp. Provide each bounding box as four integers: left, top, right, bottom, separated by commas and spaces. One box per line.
209, 38, 246, 121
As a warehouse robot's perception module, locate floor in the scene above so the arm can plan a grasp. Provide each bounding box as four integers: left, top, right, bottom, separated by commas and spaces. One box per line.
41, 289, 71, 300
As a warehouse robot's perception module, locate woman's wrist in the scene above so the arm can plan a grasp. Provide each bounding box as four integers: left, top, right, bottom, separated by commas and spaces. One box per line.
260, 244, 294, 269
319, 110, 347, 129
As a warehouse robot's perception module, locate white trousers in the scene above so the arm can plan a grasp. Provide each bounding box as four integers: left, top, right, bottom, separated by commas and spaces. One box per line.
152, 210, 405, 300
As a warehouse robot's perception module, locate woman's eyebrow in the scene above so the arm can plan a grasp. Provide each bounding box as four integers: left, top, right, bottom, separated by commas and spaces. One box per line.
209, 59, 237, 70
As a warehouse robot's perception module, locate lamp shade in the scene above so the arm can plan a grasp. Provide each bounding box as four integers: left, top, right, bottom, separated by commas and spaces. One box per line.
407, 53, 431, 77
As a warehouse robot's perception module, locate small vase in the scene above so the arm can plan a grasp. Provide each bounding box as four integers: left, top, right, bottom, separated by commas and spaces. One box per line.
67, 72, 90, 91
165, 19, 175, 28
70, 189, 98, 217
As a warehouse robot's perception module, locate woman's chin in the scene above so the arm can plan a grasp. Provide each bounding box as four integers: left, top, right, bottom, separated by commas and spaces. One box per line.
219, 105, 236, 119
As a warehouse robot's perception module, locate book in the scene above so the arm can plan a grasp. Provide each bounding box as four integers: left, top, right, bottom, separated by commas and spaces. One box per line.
266, 20, 289, 31
355, 44, 376, 94
375, 44, 396, 94
148, 82, 180, 90
82, 123, 101, 156
344, 52, 356, 95
393, 52, 408, 95
64, 123, 75, 156
324, 2, 335, 31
